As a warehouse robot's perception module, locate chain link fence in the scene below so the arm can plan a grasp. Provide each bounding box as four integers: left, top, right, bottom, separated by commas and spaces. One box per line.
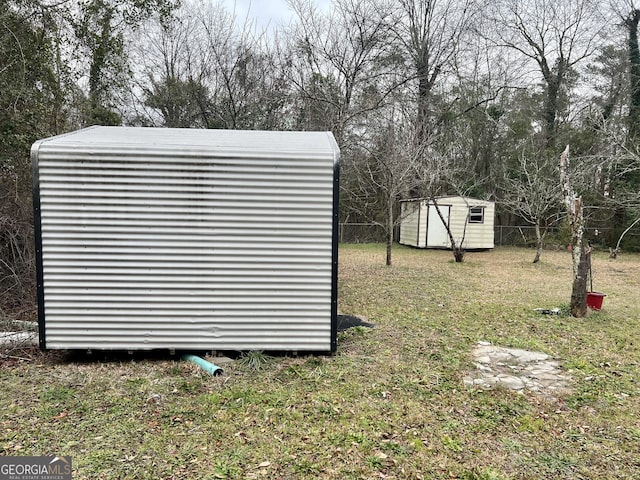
494, 225, 560, 248
493, 225, 612, 248
338, 223, 612, 247
338, 223, 389, 243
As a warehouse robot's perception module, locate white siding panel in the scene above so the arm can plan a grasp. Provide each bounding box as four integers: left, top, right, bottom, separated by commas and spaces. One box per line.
34, 127, 338, 351
399, 197, 494, 250
439, 196, 494, 250
399, 201, 419, 246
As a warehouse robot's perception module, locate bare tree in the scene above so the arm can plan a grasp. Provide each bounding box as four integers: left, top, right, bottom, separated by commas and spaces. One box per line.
343, 110, 431, 265
386, 0, 491, 264
589, 117, 640, 254
610, 0, 640, 139
342, 89, 480, 266
71, 0, 178, 126
429, 196, 468, 262
134, 3, 211, 127
287, 0, 402, 144
393, 0, 476, 141
560, 145, 589, 317
134, 0, 291, 130
286, 0, 418, 267
487, 0, 604, 147
501, 148, 563, 263
200, 5, 289, 129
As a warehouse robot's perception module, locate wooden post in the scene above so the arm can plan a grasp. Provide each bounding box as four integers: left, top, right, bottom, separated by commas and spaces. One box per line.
559, 145, 588, 317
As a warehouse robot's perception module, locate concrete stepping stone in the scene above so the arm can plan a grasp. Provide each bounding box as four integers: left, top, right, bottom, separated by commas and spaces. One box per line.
463, 342, 573, 399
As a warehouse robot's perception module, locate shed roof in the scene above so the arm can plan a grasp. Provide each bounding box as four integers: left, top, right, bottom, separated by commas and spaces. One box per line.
400, 195, 493, 204
37, 126, 339, 158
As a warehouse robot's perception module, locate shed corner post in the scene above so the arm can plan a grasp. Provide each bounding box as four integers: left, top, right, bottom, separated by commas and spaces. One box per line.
31, 141, 46, 350
330, 155, 340, 353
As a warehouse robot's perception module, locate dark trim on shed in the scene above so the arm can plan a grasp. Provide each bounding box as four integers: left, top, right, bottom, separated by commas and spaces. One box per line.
31, 141, 46, 350
416, 202, 421, 247
330, 157, 340, 353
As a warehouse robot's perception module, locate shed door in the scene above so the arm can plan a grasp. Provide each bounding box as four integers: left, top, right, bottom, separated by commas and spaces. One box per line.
426, 204, 451, 247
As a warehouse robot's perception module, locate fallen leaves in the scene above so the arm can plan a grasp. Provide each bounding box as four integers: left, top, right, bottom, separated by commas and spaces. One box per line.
52, 411, 68, 420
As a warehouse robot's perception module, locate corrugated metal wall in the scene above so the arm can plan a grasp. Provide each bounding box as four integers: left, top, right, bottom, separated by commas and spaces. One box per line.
33, 127, 339, 351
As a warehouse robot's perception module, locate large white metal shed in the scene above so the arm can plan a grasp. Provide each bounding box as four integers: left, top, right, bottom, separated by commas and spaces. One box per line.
399, 196, 494, 250
32, 126, 340, 352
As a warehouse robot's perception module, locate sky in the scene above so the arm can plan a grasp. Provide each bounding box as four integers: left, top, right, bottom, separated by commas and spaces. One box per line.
221, 0, 332, 30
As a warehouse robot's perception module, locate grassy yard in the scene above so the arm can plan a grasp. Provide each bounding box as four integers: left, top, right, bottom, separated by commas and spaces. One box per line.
1, 245, 639, 479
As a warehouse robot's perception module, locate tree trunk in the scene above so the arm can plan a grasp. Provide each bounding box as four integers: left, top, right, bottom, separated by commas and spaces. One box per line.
560, 145, 588, 317
543, 75, 560, 148
627, 9, 640, 140
568, 198, 588, 317
570, 236, 589, 317
532, 223, 546, 263
386, 195, 393, 266
416, 65, 437, 143
452, 247, 465, 263
432, 197, 465, 263
417, 71, 430, 142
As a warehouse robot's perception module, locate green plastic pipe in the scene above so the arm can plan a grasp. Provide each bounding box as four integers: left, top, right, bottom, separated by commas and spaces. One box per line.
181, 354, 223, 376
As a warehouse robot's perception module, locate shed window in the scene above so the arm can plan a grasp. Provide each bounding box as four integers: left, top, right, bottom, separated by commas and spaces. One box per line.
469, 206, 484, 223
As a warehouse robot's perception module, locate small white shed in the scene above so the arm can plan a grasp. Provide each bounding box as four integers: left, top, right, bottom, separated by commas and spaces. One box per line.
399, 196, 494, 250
32, 126, 339, 352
